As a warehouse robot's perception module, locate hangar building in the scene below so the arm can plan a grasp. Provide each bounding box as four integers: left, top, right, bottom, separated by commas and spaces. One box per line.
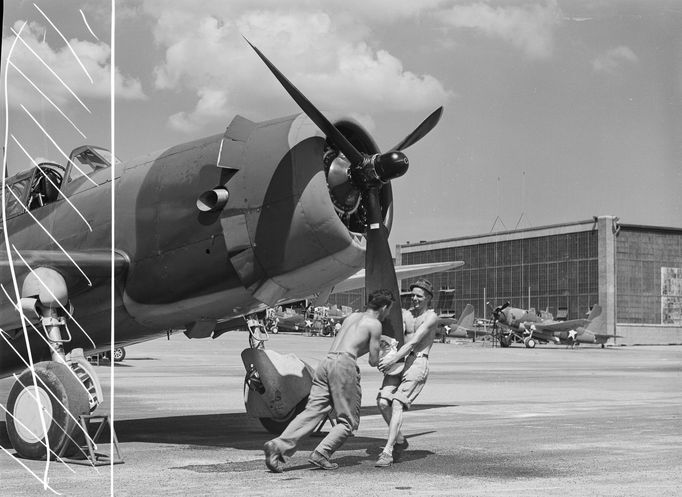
330, 216, 682, 345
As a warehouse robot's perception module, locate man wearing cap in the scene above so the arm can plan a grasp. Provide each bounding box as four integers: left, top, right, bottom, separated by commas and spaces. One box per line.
375, 278, 438, 467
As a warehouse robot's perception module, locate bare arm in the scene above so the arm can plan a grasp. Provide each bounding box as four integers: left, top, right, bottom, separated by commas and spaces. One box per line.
367, 321, 382, 367
380, 311, 438, 368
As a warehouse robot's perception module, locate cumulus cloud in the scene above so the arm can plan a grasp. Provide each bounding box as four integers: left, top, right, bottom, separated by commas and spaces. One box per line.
142, 0, 449, 25
592, 46, 638, 74
1, 21, 146, 111
138, 2, 452, 133
436, 0, 563, 59
168, 87, 230, 133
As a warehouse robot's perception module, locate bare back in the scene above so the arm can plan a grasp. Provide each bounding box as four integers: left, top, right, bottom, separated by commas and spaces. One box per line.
329, 311, 382, 364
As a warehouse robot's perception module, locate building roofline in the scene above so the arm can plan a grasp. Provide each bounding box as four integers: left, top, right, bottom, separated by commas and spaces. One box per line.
398, 218, 598, 251
620, 223, 682, 234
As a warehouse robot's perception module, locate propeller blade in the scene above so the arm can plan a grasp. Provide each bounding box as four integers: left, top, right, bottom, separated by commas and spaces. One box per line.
364, 187, 383, 229
389, 106, 444, 152
365, 223, 403, 344
244, 37, 364, 165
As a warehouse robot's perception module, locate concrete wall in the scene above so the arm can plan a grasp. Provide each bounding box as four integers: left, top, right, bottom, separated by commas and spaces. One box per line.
597, 216, 617, 336
615, 324, 682, 345
616, 227, 682, 324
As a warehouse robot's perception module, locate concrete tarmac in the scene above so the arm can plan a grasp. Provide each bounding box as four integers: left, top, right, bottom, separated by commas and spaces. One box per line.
1, 332, 681, 497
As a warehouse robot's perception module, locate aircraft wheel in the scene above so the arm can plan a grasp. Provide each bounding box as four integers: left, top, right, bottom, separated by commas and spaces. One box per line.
5, 361, 89, 460
113, 347, 126, 362
270, 326, 278, 334
524, 338, 536, 349
259, 396, 308, 435
499, 335, 511, 348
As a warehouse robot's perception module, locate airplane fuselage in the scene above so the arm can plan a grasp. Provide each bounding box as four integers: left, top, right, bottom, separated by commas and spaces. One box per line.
1, 113, 378, 376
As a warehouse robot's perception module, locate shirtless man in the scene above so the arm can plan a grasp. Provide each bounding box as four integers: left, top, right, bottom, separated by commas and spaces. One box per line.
264, 289, 394, 473
375, 278, 438, 467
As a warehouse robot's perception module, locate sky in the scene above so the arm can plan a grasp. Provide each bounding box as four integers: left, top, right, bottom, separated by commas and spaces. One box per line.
2, 0, 682, 250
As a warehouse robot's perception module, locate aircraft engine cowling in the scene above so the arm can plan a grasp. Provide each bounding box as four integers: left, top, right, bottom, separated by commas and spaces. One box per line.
120, 113, 392, 328
223, 113, 390, 306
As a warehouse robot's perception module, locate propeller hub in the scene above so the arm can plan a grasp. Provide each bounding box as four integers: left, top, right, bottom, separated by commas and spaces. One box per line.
374, 151, 409, 183
349, 151, 410, 190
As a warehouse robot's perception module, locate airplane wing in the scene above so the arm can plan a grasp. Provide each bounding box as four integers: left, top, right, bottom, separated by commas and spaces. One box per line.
445, 326, 494, 339
331, 261, 464, 294
208, 261, 464, 335
0, 250, 129, 332
0, 249, 128, 282
529, 318, 590, 333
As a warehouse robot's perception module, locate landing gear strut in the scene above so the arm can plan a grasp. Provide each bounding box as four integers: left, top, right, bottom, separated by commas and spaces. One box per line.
5, 268, 101, 460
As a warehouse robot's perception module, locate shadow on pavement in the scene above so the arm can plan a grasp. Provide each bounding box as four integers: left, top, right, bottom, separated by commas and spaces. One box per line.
0, 404, 454, 454
113, 404, 453, 447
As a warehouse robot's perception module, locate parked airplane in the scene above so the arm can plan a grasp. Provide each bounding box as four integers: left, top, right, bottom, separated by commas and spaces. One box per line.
490, 302, 617, 348
436, 304, 485, 342
265, 304, 348, 336
0, 38, 457, 459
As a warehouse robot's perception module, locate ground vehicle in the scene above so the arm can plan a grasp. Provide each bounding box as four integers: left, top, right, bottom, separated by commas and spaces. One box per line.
88, 347, 126, 363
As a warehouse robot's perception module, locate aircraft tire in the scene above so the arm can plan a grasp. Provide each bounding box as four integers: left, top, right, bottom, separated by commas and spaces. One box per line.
259, 396, 308, 435
113, 347, 126, 362
499, 335, 511, 348
524, 338, 536, 349
5, 361, 89, 460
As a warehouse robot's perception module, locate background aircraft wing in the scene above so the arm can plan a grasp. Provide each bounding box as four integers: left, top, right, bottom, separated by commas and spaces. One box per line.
449, 326, 494, 339
331, 261, 464, 294
530, 318, 590, 333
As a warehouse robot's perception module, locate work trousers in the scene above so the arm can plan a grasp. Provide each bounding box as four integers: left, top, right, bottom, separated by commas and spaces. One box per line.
271, 352, 362, 459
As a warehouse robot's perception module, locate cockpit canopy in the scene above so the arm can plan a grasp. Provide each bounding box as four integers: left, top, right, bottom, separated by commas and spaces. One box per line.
68, 145, 119, 181
3, 145, 119, 219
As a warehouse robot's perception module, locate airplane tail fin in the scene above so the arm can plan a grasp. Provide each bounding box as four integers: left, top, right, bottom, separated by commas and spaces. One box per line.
456, 304, 475, 331
586, 304, 603, 325
576, 304, 622, 345
584, 304, 605, 334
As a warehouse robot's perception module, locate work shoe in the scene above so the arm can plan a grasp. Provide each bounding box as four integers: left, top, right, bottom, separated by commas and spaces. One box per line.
308, 450, 339, 470
264, 441, 284, 473
375, 451, 393, 468
393, 439, 409, 462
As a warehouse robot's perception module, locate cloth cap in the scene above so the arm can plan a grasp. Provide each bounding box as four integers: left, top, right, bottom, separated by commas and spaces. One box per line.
409, 278, 433, 297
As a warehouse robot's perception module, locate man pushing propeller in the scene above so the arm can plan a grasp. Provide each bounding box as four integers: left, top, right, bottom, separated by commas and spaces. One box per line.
244, 39, 444, 472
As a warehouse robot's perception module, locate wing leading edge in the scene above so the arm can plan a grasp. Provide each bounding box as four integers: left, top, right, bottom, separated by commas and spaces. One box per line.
332, 261, 464, 294
0, 249, 129, 333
